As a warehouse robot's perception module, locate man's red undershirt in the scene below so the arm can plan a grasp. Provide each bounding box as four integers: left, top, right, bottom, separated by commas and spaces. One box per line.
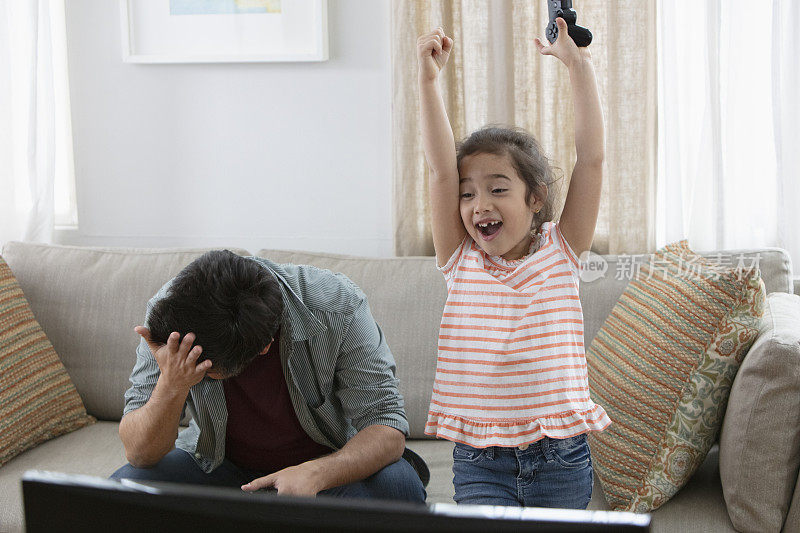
222, 331, 332, 474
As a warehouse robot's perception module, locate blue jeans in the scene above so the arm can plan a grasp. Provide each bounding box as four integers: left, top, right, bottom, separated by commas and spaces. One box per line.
452, 434, 593, 508
110, 448, 426, 503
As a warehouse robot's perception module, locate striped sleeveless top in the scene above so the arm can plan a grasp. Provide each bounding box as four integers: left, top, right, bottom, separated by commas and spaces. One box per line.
425, 221, 611, 447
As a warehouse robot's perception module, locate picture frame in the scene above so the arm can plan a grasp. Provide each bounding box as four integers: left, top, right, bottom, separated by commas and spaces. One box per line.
119, 0, 328, 63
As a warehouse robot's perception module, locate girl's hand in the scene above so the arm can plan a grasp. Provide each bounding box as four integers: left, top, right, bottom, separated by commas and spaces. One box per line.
417, 27, 453, 83
535, 17, 590, 68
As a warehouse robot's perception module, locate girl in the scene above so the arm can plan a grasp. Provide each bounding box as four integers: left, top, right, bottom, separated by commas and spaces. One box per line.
417, 19, 611, 509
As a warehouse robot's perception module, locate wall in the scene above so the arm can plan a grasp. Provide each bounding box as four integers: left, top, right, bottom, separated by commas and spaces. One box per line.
58, 0, 394, 256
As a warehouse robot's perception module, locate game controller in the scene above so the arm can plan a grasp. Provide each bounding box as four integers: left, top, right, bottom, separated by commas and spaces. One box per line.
546, 0, 593, 47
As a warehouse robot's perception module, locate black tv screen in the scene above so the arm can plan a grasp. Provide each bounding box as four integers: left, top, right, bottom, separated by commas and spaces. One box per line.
22, 470, 651, 533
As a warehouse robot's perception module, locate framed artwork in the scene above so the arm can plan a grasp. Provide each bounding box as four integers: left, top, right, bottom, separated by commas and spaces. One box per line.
119, 0, 328, 63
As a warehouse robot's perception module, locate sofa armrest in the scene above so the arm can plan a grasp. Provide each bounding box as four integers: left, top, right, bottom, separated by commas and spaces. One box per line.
785, 473, 800, 533
719, 292, 800, 532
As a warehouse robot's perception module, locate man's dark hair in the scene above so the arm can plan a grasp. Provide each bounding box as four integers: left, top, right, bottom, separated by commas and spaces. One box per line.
146, 250, 284, 378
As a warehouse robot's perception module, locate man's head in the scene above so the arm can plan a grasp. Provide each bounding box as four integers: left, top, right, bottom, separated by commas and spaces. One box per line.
146, 250, 284, 378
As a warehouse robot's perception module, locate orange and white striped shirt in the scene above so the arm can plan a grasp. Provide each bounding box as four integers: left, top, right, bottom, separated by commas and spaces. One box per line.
425, 221, 611, 447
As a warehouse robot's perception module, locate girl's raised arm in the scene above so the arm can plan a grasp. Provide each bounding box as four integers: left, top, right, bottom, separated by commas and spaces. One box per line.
417, 28, 465, 267
536, 18, 605, 258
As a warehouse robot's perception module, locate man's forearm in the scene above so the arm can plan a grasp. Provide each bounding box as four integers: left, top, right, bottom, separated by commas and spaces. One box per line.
307, 424, 406, 492
569, 57, 605, 166
118, 378, 188, 467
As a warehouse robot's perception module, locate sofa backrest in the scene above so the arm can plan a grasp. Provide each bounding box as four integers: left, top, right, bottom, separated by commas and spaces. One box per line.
257, 247, 793, 438
0, 242, 249, 422
1, 242, 793, 438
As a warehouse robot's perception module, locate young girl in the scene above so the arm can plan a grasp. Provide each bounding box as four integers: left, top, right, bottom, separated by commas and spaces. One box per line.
417, 19, 611, 509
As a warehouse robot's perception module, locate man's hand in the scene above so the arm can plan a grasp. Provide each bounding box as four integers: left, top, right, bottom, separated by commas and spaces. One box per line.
135, 326, 211, 391
241, 461, 324, 497
535, 17, 591, 68
241, 425, 405, 497
417, 27, 453, 83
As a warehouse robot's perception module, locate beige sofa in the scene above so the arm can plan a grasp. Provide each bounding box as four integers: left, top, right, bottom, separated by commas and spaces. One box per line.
1, 241, 798, 532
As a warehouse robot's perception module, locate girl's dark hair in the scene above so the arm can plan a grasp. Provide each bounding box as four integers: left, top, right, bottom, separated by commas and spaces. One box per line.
457, 125, 560, 230
146, 250, 284, 378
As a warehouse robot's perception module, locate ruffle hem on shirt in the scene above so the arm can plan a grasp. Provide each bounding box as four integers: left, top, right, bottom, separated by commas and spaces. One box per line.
424, 404, 612, 448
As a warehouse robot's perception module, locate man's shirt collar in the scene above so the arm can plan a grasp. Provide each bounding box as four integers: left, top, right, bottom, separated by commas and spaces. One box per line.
250, 257, 327, 342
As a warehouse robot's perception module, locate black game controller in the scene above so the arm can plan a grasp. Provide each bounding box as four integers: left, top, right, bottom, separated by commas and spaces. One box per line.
546, 0, 592, 47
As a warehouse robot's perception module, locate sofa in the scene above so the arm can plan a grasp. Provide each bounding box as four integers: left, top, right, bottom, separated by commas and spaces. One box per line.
1, 240, 798, 532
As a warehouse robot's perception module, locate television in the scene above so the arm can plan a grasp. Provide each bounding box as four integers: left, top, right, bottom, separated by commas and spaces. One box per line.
22, 470, 651, 532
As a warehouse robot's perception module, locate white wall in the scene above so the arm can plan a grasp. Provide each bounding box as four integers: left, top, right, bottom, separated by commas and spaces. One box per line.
58, 0, 394, 256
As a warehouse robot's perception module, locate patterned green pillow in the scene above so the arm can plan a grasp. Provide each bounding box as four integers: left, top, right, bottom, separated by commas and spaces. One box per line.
586, 240, 765, 512
0, 256, 95, 467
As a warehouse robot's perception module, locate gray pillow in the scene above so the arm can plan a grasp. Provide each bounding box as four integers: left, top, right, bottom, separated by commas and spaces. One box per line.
719, 292, 800, 532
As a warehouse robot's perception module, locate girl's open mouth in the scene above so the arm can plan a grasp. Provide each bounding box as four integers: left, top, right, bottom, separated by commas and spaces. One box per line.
477, 221, 502, 240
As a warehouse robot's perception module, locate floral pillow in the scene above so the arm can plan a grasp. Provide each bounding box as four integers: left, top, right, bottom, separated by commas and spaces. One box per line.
586, 240, 765, 512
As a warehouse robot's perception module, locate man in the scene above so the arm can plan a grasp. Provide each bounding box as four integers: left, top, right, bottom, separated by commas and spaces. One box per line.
111, 250, 427, 502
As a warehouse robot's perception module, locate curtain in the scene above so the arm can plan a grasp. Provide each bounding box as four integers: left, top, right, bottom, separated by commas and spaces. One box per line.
392, 0, 657, 256
657, 0, 800, 265
0, 0, 77, 247
773, 1, 800, 270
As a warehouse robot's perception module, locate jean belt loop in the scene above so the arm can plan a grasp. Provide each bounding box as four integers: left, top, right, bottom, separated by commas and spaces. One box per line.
542, 436, 553, 461
485, 446, 495, 460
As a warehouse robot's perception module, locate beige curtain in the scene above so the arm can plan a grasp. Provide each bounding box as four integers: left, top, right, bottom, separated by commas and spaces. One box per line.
392, 0, 656, 256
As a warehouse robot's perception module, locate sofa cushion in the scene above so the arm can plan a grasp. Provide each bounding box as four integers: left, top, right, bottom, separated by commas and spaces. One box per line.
257, 249, 446, 438
0, 421, 125, 533
0, 242, 250, 421
0, 255, 95, 467
586, 240, 765, 512
642, 445, 737, 532
719, 292, 800, 532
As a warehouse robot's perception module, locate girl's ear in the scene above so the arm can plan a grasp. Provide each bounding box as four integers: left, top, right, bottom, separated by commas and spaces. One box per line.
530, 183, 548, 213
529, 195, 544, 213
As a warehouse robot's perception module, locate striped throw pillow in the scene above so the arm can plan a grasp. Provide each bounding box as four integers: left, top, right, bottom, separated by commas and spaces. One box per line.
586, 240, 765, 512
0, 256, 95, 467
